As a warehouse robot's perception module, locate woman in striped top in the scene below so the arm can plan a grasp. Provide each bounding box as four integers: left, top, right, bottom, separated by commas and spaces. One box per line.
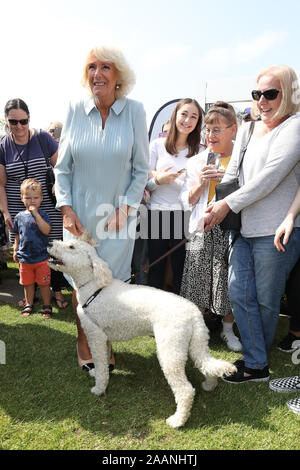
0, 98, 68, 309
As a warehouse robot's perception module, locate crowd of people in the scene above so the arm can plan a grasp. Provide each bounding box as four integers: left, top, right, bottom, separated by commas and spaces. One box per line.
0, 45, 299, 415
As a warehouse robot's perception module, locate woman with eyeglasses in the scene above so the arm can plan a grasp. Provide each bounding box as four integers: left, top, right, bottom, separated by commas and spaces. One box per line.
0, 98, 65, 314
204, 65, 300, 384
180, 102, 241, 351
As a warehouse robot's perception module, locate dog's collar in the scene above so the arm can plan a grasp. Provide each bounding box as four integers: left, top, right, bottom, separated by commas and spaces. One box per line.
82, 288, 103, 309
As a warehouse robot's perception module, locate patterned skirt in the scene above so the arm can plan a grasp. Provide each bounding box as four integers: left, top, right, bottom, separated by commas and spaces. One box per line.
180, 224, 231, 316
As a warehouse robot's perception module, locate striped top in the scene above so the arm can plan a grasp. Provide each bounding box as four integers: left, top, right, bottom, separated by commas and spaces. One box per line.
0, 130, 63, 242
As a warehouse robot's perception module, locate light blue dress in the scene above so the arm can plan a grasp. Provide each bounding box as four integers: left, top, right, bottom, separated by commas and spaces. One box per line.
54, 96, 149, 281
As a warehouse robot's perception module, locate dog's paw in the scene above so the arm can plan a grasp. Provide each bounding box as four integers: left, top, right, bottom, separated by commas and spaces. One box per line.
222, 364, 237, 376
201, 376, 218, 392
89, 368, 95, 377
91, 386, 104, 396
166, 413, 186, 428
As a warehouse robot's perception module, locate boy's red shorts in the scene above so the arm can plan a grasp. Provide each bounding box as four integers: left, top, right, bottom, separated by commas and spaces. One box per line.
19, 260, 51, 286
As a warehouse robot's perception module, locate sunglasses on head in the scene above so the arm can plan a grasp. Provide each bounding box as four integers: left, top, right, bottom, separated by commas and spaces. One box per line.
8, 118, 29, 126
251, 89, 281, 101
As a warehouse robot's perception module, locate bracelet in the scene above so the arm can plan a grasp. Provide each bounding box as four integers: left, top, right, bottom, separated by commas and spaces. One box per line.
119, 207, 128, 217
154, 175, 160, 185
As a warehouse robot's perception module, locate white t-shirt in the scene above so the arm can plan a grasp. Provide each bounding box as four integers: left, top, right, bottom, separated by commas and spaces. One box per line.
146, 138, 205, 211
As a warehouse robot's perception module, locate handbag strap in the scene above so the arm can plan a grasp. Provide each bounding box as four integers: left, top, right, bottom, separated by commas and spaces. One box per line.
237, 120, 255, 178
36, 129, 52, 168
11, 131, 31, 179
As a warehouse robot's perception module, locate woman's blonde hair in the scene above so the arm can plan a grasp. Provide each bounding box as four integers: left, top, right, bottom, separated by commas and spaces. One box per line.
252, 65, 300, 121
81, 45, 136, 99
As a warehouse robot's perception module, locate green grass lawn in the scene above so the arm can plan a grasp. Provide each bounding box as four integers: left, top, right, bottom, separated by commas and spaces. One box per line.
0, 260, 299, 450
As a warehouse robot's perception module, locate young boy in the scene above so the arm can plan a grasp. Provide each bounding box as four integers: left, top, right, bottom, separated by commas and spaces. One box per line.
13, 178, 52, 318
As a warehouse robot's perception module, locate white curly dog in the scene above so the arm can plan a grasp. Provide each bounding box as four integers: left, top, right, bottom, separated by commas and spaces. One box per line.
48, 234, 236, 428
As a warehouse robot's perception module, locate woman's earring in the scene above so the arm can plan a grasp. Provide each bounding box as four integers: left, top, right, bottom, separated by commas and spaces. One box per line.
116, 83, 120, 89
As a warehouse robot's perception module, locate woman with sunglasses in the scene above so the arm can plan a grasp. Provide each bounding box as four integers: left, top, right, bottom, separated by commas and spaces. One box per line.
0, 99, 65, 313
204, 65, 300, 384
180, 102, 241, 351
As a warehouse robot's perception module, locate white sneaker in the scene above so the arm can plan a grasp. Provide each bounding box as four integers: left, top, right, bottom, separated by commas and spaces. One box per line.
220, 330, 242, 352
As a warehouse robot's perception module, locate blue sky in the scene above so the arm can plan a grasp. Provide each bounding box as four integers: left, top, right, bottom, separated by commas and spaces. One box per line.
1, 0, 300, 128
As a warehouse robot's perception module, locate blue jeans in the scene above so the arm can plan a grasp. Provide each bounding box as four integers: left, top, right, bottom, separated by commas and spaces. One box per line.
228, 229, 300, 369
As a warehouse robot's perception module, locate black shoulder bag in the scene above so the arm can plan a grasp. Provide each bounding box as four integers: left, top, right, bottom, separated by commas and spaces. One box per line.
36, 129, 57, 206
215, 121, 254, 231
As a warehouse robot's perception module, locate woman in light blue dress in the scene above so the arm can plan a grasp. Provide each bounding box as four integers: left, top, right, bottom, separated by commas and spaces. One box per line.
54, 45, 149, 372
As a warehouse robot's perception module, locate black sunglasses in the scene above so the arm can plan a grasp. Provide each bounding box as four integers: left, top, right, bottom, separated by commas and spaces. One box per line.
251, 89, 281, 101
8, 118, 29, 126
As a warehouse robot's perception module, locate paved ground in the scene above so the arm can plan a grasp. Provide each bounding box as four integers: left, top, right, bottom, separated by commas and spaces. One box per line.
0, 275, 25, 305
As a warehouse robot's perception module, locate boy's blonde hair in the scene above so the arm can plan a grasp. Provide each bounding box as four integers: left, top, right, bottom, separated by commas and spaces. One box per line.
20, 178, 43, 196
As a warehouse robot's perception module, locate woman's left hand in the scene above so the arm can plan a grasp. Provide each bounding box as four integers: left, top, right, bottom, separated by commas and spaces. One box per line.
204, 200, 230, 231
105, 206, 129, 232
274, 213, 295, 252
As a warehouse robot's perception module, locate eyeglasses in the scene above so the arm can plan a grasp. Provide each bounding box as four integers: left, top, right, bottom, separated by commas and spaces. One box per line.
8, 118, 29, 126
49, 129, 55, 133
251, 89, 281, 101
205, 125, 232, 136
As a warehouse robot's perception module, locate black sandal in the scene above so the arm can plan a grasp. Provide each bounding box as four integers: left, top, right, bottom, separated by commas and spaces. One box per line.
42, 305, 53, 318
52, 295, 68, 309
21, 304, 33, 317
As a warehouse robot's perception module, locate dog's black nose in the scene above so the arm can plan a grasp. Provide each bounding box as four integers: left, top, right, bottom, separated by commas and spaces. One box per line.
48, 241, 53, 247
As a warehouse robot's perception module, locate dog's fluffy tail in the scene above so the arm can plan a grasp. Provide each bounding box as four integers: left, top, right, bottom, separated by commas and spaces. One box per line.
189, 314, 236, 377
